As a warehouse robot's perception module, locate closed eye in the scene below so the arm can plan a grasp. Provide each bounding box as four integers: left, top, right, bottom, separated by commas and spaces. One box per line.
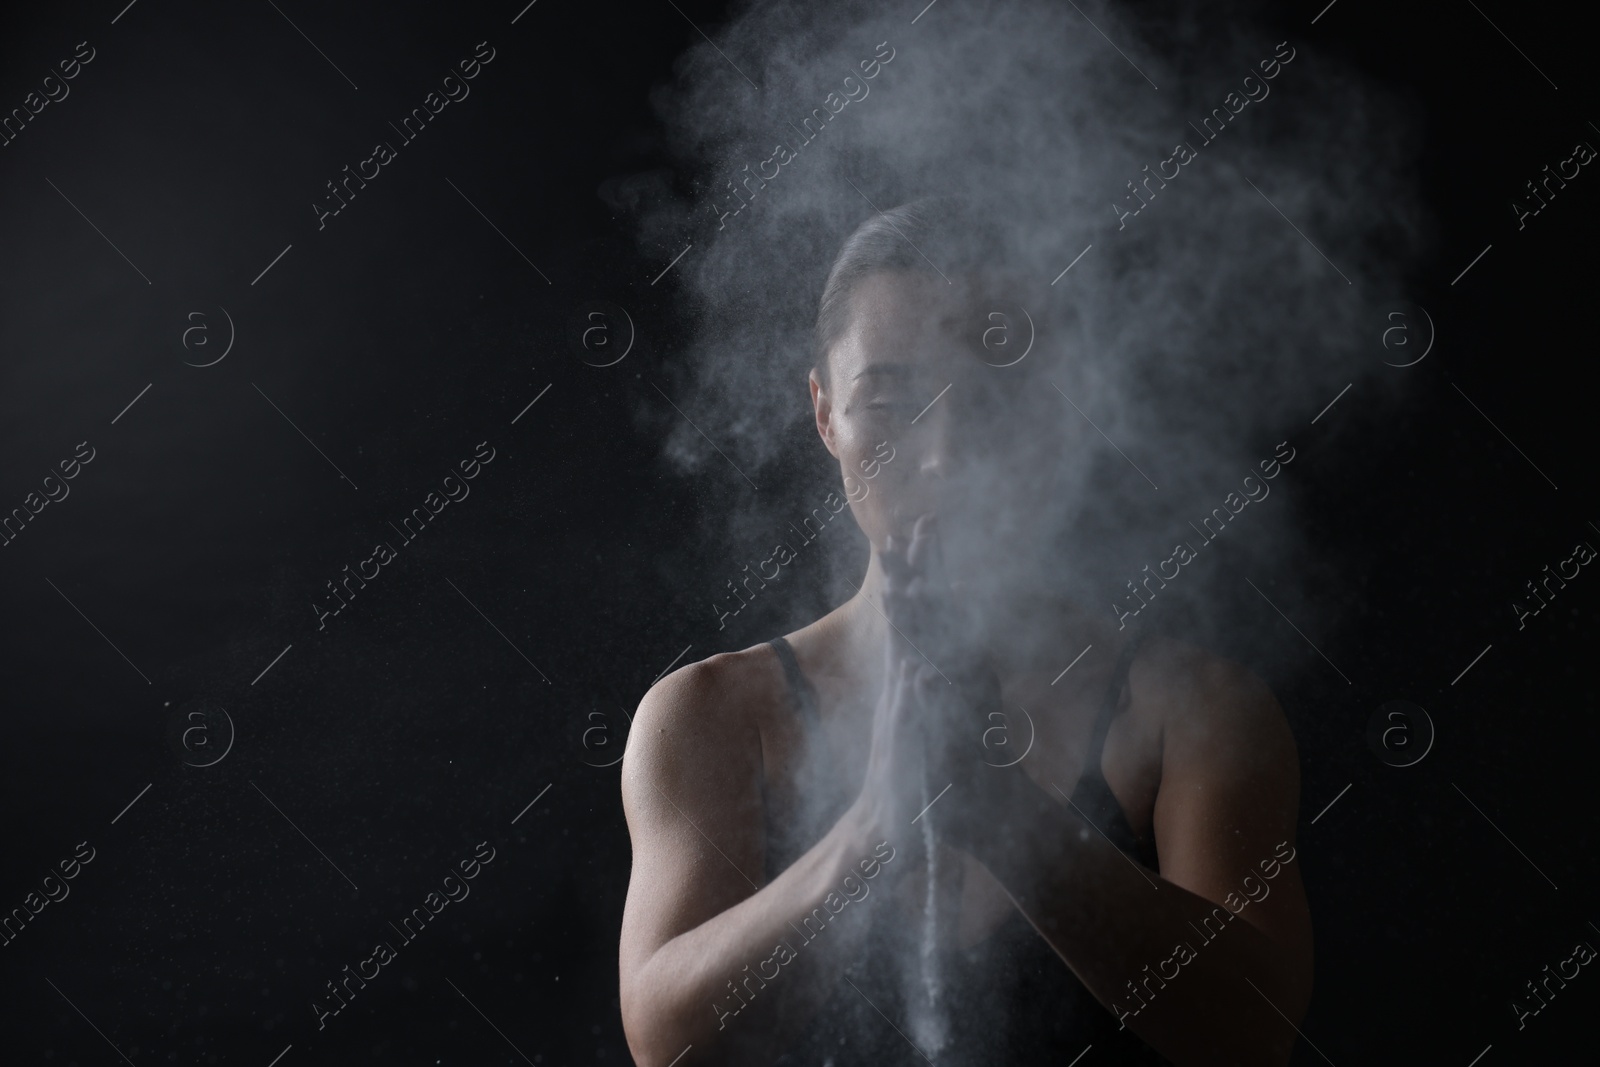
864, 401, 919, 416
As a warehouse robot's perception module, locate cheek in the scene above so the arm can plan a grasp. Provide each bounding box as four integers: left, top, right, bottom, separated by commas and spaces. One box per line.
843, 483, 891, 542
833, 426, 887, 489
836, 443, 897, 542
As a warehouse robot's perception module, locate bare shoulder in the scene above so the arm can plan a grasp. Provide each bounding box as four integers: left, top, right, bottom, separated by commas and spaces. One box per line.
617, 644, 792, 986
1133, 634, 1288, 741
1139, 635, 1312, 1006
620, 643, 784, 804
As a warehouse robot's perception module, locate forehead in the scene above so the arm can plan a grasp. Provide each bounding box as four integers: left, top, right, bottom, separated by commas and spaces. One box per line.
830, 270, 988, 384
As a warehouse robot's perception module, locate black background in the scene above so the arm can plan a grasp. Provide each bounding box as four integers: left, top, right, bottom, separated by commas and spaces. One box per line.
0, 1, 1594, 1064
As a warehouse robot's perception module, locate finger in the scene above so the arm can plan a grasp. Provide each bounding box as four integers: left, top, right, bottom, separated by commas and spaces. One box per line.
905, 658, 936, 719
888, 656, 907, 693
891, 659, 919, 746
904, 518, 954, 629
905, 514, 936, 576
887, 585, 937, 656
922, 516, 948, 582
896, 657, 914, 713
881, 654, 909, 719
882, 590, 913, 656
880, 535, 911, 587
912, 513, 950, 582
911, 662, 944, 708
882, 615, 900, 677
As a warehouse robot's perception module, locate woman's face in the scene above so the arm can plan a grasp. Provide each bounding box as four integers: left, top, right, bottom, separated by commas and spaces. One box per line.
810, 269, 1069, 588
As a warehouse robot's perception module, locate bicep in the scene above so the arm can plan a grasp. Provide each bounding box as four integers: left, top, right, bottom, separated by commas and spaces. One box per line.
1150, 656, 1311, 961
618, 661, 768, 986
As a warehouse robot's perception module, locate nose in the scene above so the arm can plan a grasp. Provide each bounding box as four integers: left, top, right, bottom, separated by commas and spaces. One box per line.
906, 379, 1005, 516
919, 435, 949, 480
914, 399, 954, 481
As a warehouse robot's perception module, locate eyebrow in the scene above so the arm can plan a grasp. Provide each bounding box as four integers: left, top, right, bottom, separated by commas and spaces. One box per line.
851, 364, 915, 382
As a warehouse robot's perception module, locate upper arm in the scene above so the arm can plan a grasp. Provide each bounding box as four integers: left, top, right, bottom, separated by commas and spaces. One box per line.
1148, 642, 1313, 1008
617, 656, 768, 1008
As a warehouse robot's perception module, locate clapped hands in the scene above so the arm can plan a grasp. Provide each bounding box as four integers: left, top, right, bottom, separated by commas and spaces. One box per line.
849, 515, 1039, 862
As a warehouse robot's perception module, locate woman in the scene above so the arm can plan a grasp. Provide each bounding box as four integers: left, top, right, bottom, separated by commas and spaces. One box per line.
618, 199, 1313, 1066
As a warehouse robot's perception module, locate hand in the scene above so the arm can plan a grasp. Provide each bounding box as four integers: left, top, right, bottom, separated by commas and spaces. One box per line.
843, 516, 964, 868
845, 650, 935, 875
878, 515, 982, 678
877, 516, 1030, 855
905, 659, 1044, 860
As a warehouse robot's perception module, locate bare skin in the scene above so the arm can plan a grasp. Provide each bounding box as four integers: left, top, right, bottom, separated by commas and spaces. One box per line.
619, 271, 1313, 1067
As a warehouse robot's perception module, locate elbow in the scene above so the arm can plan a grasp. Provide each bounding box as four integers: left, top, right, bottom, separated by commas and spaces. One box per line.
621, 972, 722, 1067
1268, 978, 1314, 1067
1173, 1027, 1295, 1067
623, 1031, 692, 1067
1236, 973, 1313, 1067
620, 980, 677, 1067
1160, 968, 1311, 1067
622, 1011, 685, 1067
625, 1029, 728, 1067
1252, 1022, 1302, 1067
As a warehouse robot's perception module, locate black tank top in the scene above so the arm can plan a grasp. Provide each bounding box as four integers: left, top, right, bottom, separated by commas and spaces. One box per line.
761, 633, 1171, 1066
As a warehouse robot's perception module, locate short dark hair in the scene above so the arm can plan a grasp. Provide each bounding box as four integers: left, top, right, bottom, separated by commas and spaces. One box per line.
811, 196, 1006, 385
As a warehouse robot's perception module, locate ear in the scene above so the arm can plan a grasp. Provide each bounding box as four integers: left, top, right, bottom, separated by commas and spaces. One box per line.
809, 367, 840, 460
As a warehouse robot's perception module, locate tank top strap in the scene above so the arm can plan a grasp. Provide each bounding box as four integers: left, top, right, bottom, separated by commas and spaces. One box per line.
1066, 629, 1157, 869
1084, 630, 1142, 771
768, 635, 821, 729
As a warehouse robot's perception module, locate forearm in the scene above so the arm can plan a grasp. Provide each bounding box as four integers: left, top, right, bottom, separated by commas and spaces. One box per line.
624, 810, 900, 1067
965, 775, 1305, 1067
